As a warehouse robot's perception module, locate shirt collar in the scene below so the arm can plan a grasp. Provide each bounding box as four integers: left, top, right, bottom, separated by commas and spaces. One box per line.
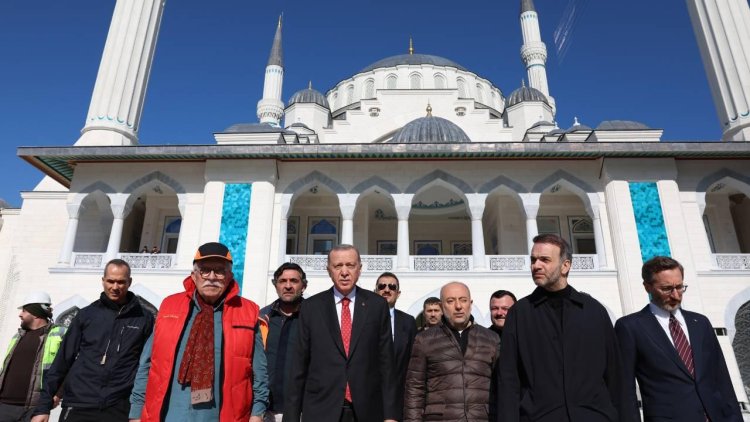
333, 286, 357, 303
648, 302, 683, 320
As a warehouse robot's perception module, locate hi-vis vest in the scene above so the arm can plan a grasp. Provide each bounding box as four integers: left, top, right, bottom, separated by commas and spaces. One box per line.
1, 324, 66, 405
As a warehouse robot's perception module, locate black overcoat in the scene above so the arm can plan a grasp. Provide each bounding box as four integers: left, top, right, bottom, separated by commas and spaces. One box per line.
495, 286, 631, 422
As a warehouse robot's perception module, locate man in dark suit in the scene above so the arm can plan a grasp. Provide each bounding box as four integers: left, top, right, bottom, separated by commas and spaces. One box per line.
615, 256, 742, 421
374, 272, 417, 415
284, 245, 397, 422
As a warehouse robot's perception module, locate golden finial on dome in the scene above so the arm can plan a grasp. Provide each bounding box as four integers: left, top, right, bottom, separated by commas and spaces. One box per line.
409, 37, 414, 55
426, 101, 432, 117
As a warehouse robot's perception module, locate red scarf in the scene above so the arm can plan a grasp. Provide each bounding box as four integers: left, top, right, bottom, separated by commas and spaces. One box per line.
178, 294, 215, 404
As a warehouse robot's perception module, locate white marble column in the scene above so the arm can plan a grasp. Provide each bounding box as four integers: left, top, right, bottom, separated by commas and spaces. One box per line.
76, 0, 167, 146
393, 194, 414, 270
337, 194, 359, 245
105, 195, 131, 262
521, 193, 541, 253
277, 194, 293, 265
586, 200, 607, 268
58, 202, 86, 264
244, 180, 276, 300
466, 194, 488, 270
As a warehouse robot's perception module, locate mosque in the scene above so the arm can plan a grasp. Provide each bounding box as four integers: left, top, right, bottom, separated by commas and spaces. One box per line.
1, 0, 750, 408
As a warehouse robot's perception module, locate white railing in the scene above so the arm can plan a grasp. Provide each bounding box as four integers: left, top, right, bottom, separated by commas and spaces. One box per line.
713, 254, 750, 270
572, 254, 598, 271
71, 253, 176, 269
286, 255, 396, 272
119, 253, 175, 269
284, 254, 600, 272
71, 252, 105, 268
487, 255, 527, 271
413, 256, 471, 271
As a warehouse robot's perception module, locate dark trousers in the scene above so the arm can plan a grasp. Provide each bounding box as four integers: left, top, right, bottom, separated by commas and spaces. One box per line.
339, 401, 357, 422
60, 399, 129, 422
0, 402, 33, 422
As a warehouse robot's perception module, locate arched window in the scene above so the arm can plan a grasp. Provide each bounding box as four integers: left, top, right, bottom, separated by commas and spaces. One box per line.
346, 85, 355, 104
363, 79, 375, 99
332, 92, 340, 109
56, 307, 80, 328
410, 73, 422, 89
434, 74, 446, 89
457, 78, 467, 98
475, 83, 484, 104
491, 91, 498, 108
386, 74, 397, 89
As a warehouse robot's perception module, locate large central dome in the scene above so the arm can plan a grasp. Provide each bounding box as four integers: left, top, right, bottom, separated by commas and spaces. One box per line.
359, 53, 468, 74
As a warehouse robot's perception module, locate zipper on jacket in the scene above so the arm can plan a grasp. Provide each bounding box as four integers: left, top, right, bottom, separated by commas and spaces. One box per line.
100, 306, 125, 365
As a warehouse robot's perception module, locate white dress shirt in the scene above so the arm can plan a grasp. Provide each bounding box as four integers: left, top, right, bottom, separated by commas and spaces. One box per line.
333, 286, 357, 327
649, 302, 691, 346
389, 307, 395, 340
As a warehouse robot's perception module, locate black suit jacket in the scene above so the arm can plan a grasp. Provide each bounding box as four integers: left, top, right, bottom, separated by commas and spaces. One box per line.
284, 286, 398, 422
615, 305, 742, 421
393, 309, 417, 414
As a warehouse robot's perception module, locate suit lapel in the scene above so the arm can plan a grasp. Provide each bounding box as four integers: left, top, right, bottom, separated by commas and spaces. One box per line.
326, 288, 346, 357
349, 287, 367, 357
683, 310, 704, 379
638, 306, 693, 378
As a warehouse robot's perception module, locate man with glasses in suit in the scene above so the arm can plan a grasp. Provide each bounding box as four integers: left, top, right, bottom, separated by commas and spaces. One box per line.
615, 256, 742, 421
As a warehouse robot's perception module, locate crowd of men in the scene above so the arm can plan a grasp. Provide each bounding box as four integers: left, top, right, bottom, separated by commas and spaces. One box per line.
0, 234, 743, 421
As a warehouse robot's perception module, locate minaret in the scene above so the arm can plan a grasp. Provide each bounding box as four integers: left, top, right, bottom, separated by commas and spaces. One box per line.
519, 0, 555, 113
257, 15, 285, 127
76, 0, 167, 146
687, 0, 750, 142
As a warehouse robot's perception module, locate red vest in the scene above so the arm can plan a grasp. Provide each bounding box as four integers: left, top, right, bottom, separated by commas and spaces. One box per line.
141, 276, 260, 422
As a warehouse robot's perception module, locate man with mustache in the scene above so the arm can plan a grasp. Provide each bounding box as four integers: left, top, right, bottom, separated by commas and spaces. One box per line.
374, 272, 416, 418
260, 263, 307, 422
615, 256, 742, 421
488, 290, 516, 339
496, 234, 628, 422
128, 242, 268, 422
419, 297, 442, 331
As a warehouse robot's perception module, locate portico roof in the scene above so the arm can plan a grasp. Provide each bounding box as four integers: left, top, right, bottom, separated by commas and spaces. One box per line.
18, 142, 750, 188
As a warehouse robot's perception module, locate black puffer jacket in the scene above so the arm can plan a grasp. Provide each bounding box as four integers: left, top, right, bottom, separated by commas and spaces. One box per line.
33, 292, 154, 415
404, 320, 500, 422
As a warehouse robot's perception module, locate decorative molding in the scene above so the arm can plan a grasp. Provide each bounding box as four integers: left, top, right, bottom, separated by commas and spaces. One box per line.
283, 170, 346, 194
405, 170, 473, 195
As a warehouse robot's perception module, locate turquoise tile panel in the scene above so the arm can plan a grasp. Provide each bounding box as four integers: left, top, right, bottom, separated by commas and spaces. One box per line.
629, 182, 671, 262
220, 183, 252, 290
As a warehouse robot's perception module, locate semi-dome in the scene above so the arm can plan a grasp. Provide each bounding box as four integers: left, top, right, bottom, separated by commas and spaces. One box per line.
506, 85, 549, 107
287, 87, 330, 109
388, 111, 471, 144
360, 53, 468, 73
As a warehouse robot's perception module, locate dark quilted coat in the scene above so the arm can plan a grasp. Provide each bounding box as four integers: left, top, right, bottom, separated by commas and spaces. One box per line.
404, 321, 500, 421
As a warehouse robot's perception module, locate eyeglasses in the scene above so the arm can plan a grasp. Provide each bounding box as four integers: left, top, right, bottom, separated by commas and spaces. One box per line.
657, 285, 688, 294
197, 268, 226, 279
377, 283, 398, 291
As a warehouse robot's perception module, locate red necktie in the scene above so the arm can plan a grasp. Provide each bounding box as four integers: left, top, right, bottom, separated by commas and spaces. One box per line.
341, 297, 352, 402
669, 314, 695, 377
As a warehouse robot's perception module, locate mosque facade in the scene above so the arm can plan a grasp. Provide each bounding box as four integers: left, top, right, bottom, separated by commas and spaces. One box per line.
1, 0, 750, 408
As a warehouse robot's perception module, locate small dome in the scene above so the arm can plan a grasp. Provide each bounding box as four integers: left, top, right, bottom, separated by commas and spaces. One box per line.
287, 87, 330, 109
388, 114, 471, 144
529, 120, 554, 130
596, 120, 650, 130
506, 86, 549, 107
360, 53, 468, 73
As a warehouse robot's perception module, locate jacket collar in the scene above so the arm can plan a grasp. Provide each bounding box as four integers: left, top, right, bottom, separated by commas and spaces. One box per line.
268, 298, 303, 317
99, 291, 138, 313
528, 285, 584, 307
